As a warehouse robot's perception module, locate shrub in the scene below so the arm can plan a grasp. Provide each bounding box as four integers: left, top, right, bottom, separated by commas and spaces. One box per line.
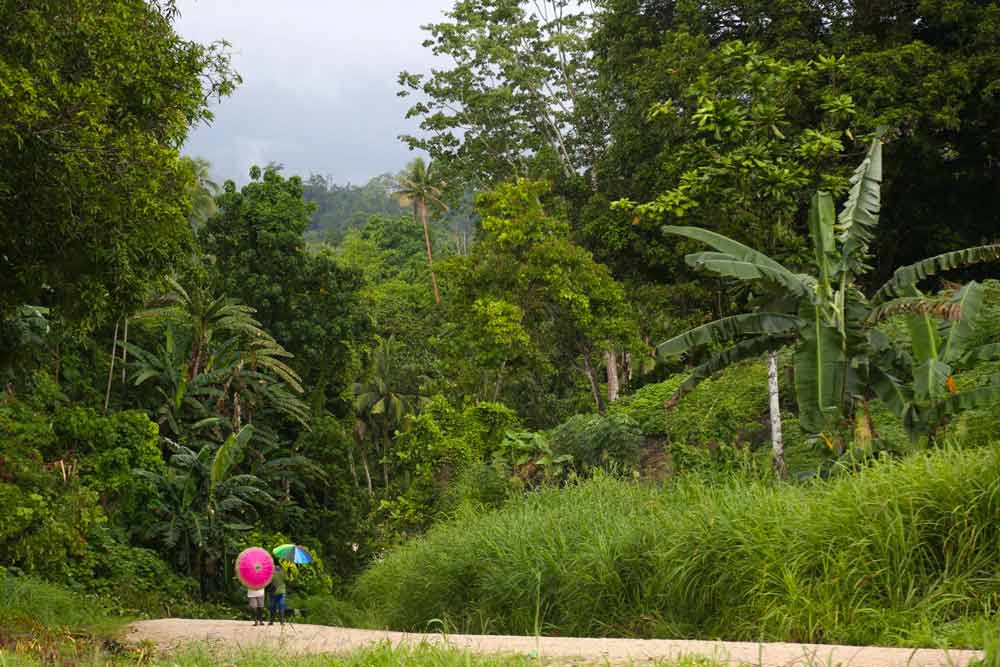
609, 376, 680, 436
352, 444, 1000, 647
612, 361, 770, 447
437, 460, 513, 517
548, 412, 644, 473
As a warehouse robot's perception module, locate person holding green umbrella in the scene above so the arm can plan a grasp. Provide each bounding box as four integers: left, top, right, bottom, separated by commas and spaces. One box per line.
266, 562, 287, 625
267, 544, 312, 625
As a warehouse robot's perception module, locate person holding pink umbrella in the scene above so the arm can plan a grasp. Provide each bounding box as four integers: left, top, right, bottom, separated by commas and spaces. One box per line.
236, 547, 274, 627
247, 585, 266, 625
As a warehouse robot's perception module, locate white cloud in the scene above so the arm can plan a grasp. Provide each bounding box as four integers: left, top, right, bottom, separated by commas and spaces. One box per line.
174, 0, 454, 184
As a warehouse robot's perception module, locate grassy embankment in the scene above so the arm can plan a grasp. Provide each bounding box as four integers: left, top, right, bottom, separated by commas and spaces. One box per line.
352, 443, 1000, 649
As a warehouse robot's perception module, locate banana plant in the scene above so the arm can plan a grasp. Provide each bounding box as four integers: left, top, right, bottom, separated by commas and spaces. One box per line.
657, 136, 1000, 443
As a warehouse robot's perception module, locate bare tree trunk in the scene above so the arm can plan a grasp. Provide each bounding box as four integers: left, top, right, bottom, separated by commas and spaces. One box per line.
380, 428, 390, 489
582, 352, 606, 414
120, 318, 129, 403
767, 350, 786, 479
120, 317, 129, 382
418, 201, 441, 304
104, 319, 119, 414
53, 339, 61, 385
347, 446, 359, 489
623, 351, 633, 384
604, 349, 620, 403
360, 447, 373, 496
492, 359, 507, 401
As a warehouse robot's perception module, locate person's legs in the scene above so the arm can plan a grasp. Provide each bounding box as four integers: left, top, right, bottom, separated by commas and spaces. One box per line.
268, 595, 276, 625
249, 597, 261, 626
278, 594, 286, 625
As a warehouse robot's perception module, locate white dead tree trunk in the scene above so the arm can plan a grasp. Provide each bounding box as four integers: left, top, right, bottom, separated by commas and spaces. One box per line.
767, 350, 786, 478
604, 350, 620, 403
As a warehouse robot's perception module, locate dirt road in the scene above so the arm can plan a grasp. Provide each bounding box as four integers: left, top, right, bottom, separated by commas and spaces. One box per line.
127, 619, 983, 666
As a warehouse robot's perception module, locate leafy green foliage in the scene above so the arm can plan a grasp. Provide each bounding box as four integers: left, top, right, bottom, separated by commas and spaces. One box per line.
445, 179, 639, 424
591, 0, 1000, 287
201, 167, 367, 415
368, 396, 519, 545
302, 173, 404, 243
0, 396, 155, 578
137, 427, 274, 594
0, 0, 238, 323
398, 0, 600, 185
548, 413, 644, 473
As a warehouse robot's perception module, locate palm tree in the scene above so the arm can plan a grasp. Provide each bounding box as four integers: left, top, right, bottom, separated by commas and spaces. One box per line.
127, 279, 309, 438
393, 158, 448, 304
352, 336, 424, 490
183, 156, 220, 228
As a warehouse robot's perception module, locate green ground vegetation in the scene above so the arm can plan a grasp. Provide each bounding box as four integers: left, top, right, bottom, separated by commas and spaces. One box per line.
353, 444, 1000, 648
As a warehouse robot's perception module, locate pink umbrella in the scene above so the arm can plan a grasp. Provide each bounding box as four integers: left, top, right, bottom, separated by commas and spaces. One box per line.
236, 547, 274, 589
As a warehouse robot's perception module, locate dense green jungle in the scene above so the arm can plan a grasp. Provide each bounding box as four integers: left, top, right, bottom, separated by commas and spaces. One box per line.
3, 0, 1000, 664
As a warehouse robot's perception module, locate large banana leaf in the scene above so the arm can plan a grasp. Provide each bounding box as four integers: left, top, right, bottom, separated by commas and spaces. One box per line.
665, 335, 790, 408
912, 359, 952, 401
871, 244, 1000, 303
685, 254, 812, 297
835, 137, 882, 275
657, 313, 802, 356
662, 226, 793, 274
869, 365, 916, 433
211, 425, 254, 489
794, 305, 846, 433
940, 282, 984, 363
807, 191, 836, 296
904, 286, 940, 363
665, 226, 809, 296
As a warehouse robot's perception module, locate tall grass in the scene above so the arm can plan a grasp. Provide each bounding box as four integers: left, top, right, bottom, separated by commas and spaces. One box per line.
352, 444, 1000, 647
0, 574, 126, 639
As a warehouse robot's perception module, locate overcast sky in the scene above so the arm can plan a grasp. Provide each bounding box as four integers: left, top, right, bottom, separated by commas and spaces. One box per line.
174, 0, 453, 186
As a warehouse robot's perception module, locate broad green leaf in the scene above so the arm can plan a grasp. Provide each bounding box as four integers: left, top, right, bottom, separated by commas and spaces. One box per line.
794, 304, 846, 434
663, 226, 795, 275
807, 191, 836, 295
872, 244, 1000, 304
211, 425, 254, 489
903, 286, 940, 363
940, 282, 984, 363
657, 313, 802, 356
836, 137, 882, 276
869, 365, 916, 433
685, 255, 811, 297
912, 359, 951, 401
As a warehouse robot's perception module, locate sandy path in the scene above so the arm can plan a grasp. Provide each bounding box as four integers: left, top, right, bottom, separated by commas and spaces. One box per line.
127, 619, 983, 667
